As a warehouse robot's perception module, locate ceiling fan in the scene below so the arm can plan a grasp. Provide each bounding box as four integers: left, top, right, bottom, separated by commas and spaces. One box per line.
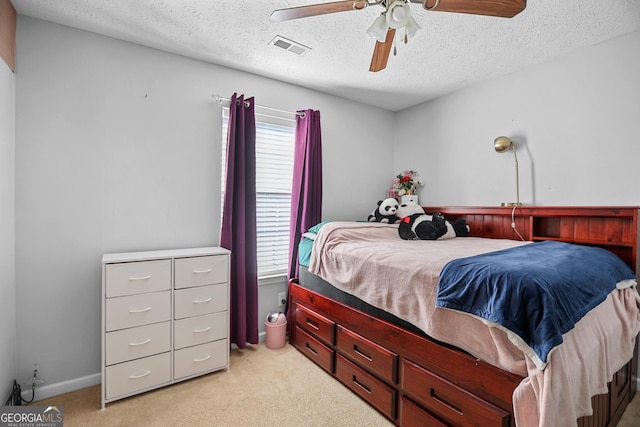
271, 0, 527, 72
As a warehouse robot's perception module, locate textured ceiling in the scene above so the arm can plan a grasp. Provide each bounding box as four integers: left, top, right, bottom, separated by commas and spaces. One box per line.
11, 0, 640, 111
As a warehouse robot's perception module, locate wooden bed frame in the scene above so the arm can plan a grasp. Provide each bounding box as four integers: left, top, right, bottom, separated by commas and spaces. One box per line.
288, 206, 639, 427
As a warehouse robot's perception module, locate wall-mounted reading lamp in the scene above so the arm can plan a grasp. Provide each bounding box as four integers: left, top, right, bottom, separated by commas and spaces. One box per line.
494, 136, 522, 207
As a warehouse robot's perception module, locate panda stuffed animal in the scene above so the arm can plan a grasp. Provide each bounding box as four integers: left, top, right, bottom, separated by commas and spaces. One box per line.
398, 212, 470, 240
396, 196, 425, 218
367, 198, 401, 224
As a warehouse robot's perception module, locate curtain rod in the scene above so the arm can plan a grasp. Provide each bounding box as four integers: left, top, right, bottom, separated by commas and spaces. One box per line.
213, 93, 303, 117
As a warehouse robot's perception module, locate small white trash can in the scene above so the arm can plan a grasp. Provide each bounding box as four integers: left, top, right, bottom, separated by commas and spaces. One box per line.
265, 313, 287, 349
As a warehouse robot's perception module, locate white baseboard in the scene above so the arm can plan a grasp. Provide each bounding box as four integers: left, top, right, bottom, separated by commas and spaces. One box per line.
22, 373, 101, 402
26, 335, 269, 402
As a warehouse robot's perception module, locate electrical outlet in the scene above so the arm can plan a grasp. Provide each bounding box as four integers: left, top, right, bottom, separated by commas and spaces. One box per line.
24, 365, 44, 389
277, 291, 287, 306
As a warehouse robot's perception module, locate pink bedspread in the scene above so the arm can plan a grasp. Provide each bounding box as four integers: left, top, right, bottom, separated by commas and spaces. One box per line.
308, 221, 640, 427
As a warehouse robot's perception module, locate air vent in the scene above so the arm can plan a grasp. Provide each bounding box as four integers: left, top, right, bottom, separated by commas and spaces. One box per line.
269, 35, 311, 56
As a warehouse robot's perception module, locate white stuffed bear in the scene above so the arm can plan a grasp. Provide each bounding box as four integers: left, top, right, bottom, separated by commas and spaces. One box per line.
396, 196, 425, 218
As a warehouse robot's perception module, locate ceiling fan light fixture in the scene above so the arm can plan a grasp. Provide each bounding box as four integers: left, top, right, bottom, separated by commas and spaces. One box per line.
367, 13, 389, 42
386, 1, 411, 29
405, 15, 421, 38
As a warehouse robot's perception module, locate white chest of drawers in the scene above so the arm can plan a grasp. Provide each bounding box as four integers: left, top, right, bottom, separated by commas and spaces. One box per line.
101, 247, 230, 409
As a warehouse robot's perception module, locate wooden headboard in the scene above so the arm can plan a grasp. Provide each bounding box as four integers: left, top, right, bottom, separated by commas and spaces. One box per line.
424, 206, 639, 274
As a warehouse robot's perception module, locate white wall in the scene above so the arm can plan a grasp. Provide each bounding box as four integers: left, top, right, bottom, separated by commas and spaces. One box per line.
395, 30, 640, 207
0, 51, 16, 401
14, 16, 395, 395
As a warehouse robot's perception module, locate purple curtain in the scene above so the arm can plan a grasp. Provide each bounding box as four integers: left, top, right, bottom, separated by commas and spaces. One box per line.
288, 109, 323, 280
220, 93, 259, 348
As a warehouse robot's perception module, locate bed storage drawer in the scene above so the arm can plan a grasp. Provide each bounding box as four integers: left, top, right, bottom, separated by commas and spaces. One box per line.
336, 326, 397, 384
402, 359, 510, 427
294, 326, 334, 373
400, 396, 448, 427
335, 353, 396, 420
294, 302, 335, 345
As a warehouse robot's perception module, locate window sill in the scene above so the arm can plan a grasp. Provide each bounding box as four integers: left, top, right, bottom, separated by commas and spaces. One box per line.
258, 273, 288, 287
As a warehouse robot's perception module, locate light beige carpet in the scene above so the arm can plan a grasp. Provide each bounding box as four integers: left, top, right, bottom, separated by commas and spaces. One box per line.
32, 342, 391, 426
31, 342, 639, 426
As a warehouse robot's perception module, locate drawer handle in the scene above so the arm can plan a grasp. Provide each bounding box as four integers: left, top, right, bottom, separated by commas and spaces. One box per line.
353, 344, 373, 362
193, 326, 212, 333
193, 355, 212, 363
193, 269, 212, 274
129, 307, 152, 314
128, 338, 151, 346
128, 275, 152, 281
305, 318, 319, 330
305, 342, 318, 356
193, 298, 212, 304
128, 370, 151, 379
352, 375, 372, 394
430, 388, 463, 416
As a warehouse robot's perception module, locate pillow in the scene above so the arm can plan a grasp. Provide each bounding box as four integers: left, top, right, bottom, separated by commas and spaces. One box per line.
298, 223, 332, 268
298, 238, 314, 268
307, 220, 332, 234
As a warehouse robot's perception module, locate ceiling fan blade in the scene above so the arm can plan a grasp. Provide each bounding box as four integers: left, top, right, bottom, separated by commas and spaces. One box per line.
416, 0, 526, 18
369, 29, 396, 73
271, 0, 364, 22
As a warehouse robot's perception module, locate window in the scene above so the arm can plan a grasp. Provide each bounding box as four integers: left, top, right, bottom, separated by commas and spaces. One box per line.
221, 109, 295, 278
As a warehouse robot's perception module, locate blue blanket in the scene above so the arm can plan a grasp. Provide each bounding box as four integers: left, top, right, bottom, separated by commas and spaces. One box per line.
436, 240, 636, 368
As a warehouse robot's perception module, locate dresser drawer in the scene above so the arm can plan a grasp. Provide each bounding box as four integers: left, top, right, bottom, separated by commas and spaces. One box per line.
402, 359, 510, 427
335, 353, 396, 420
336, 326, 397, 384
400, 396, 448, 427
175, 255, 228, 289
294, 326, 334, 374
174, 284, 227, 319
174, 312, 228, 350
105, 352, 171, 400
105, 321, 171, 366
294, 302, 335, 345
105, 291, 170, 331
174, 339, 228, 380
105, 259, 171, 298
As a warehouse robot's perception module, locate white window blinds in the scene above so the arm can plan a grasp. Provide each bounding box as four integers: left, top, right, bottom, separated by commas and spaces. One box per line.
221, 109, 295, 277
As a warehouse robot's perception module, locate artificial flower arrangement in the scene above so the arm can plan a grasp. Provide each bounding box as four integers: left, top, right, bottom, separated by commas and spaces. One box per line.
388, 170, 424, 198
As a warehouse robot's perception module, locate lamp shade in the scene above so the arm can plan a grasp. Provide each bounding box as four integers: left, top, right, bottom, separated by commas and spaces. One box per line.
405, 15, 421, 38
493, 136, 522, 207
386, 1, 411, 29
494, 136, 513, 153
367, 13, 389, 42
